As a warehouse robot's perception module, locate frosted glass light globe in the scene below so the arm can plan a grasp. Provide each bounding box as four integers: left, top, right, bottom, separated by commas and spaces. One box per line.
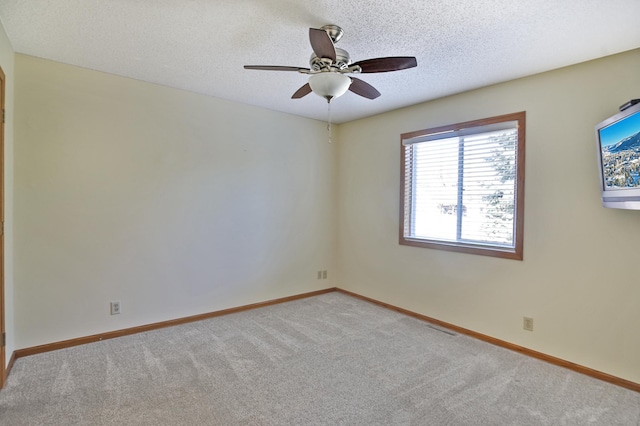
309, 73, 352, 101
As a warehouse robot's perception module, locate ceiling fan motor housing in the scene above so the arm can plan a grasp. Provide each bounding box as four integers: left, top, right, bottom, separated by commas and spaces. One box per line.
310, 48, 351, 71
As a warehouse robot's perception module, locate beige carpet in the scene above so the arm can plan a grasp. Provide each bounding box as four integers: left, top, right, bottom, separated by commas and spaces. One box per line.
1, 292, 639, 425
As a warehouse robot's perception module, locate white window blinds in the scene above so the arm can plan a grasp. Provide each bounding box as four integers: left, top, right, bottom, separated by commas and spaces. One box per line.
402, 123, 519, 249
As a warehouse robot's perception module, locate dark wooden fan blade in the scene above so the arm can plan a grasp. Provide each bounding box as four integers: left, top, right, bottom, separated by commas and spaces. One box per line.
244, 65, 310, 72
349, 77, 381, 99
351, 56, 417, 73
292, 83, 312, 99
309, 28, 336, 61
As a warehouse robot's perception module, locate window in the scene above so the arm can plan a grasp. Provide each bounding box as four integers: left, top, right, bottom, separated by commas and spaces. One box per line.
400, 112, 525, 259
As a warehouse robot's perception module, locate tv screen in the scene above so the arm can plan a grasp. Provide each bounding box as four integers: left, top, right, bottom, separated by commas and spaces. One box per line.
595, 101, 640, 209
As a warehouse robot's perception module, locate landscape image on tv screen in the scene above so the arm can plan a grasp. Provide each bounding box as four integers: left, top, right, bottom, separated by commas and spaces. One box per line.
599, 110, 640, 190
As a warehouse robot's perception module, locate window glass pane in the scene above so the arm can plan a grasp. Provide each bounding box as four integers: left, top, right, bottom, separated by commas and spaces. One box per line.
461, 130, 517, 246
412, 138, 459, 241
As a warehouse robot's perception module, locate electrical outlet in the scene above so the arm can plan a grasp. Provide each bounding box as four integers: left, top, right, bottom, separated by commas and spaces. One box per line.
523, 316, 533, 331
322, 270, 327, 279
317, 271, 322, 279
110, 301, 121, 315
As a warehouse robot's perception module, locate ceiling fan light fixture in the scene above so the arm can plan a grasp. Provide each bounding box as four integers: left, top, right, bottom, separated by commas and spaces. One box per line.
309, 72, 351, 102
243, 25, 418, 103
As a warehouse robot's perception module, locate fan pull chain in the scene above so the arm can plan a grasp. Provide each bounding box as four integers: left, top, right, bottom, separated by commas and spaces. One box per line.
327, 101, 332, 144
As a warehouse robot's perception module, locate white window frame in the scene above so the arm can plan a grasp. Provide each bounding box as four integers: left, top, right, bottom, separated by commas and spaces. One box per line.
399, 112, 526, 260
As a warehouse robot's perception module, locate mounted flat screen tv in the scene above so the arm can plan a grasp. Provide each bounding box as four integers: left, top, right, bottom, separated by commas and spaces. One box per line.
595, 101, 640, 210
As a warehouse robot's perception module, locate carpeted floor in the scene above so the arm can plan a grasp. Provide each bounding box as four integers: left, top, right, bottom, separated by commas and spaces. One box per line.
1, 292, 639, 425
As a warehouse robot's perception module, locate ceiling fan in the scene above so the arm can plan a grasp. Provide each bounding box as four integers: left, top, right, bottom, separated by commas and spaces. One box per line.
244, 25, 418, 103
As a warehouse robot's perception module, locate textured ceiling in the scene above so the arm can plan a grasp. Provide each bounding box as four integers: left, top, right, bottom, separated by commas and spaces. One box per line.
1, 0, 639, 123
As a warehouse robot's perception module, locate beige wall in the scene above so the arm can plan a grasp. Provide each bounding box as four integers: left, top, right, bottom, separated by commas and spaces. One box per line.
0, 22, 14, 367
337, 49, 640, 383
14, 54, 337, 349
